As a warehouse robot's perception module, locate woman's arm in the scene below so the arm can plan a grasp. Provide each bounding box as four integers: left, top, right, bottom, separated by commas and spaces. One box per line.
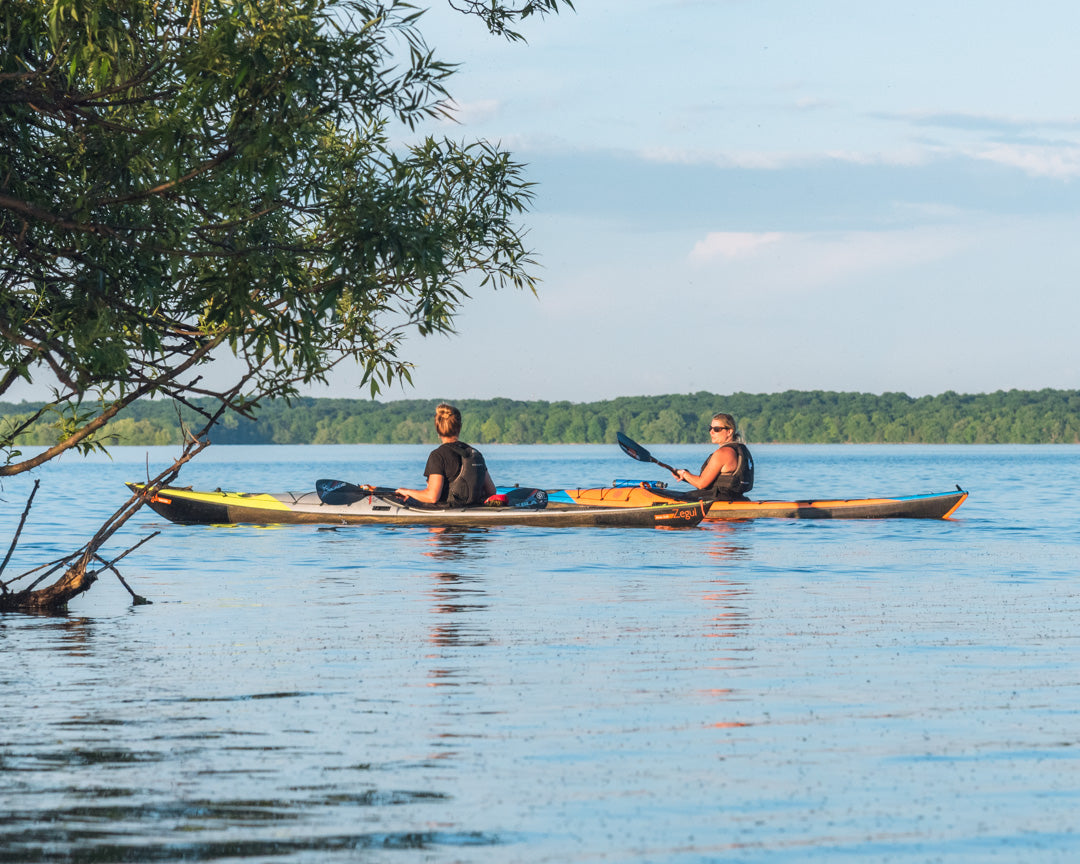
675, 447, 736, 489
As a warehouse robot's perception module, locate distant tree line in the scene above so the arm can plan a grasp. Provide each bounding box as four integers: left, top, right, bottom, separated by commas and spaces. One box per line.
4, 389, 1080, 447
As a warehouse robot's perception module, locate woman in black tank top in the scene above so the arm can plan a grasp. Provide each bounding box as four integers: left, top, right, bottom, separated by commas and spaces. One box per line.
674, 412, 754, 500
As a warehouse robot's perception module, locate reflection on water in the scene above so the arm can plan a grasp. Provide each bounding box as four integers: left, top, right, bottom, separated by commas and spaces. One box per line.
2, 801, 500, 862
700, 579, 755, 731
702, 579, 751, 640
420, 525, 494, 561
24, 615, 98, 653
419, 527, 494, 652
702, 522, 754, 641
703, 520, 753, 560
699, 525, 755, 731
425, 572, 490, 649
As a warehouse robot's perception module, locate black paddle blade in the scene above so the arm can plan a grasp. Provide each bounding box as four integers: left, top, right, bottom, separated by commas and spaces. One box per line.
500, 487, 549, 509
316, 478, 369, 506
616, 431, 652, 463
615, 432, 678, 475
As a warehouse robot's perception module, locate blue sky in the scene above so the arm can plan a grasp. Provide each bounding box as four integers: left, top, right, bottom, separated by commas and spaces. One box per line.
380, 0, 1080, 402
8, 0, 1080, 405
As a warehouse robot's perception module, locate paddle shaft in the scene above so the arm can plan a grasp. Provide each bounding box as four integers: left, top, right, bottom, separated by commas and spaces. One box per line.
642, 452, 678, 475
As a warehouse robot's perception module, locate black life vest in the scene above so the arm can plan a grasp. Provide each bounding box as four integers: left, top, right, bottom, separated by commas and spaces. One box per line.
687, 442, 754, 501
446, 441, 488, 507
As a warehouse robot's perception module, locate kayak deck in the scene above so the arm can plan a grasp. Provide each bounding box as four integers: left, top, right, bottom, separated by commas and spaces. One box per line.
127, 484, 706, 528
543, 484, 968, 520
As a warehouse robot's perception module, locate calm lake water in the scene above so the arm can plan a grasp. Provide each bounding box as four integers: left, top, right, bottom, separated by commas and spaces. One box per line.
2, 443, 1080, 863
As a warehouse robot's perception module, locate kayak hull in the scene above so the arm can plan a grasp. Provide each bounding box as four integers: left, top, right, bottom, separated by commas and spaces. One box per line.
543, 485, 968, 520
127, 484, 706, 528
703, 492, 967, 520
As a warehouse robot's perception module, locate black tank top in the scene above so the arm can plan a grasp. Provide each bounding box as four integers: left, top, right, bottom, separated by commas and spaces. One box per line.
686, 442, 754, 501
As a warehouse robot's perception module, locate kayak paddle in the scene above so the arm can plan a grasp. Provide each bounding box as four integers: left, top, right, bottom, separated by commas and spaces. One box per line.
616, 432, 679, 476
316, 478, 365, 505
316, 478, 397, 505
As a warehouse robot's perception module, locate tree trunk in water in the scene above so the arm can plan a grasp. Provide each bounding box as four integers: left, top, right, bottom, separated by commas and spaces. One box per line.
1, 563, 98, 613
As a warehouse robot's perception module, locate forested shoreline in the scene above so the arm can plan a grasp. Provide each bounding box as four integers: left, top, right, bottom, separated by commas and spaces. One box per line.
4, 389, 1080, 447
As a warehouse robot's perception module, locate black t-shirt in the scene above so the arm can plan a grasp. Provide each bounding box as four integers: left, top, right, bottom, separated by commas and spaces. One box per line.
424, 442, 466, 503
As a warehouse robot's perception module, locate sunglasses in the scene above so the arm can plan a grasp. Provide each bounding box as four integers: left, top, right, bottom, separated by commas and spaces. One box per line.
709, 425, 732, 433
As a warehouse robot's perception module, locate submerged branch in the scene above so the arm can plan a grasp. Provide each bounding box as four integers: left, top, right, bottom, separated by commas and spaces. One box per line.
0, 478, 39, 588
93, 532, 160, 605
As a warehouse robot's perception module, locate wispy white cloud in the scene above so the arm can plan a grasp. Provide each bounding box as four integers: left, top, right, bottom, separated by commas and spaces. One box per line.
636, 106, 1080, 179
442, 98, 501, 125
690, 232, 783, 262
794, 96, 833, 111
639, 146, 810, 170
900, 110, 1080, 134
968, 143, 1080, 179
880, 111, 1080, 178
688, 228, 968, 294
638, 144, 934, 171
784, 230, 962, 289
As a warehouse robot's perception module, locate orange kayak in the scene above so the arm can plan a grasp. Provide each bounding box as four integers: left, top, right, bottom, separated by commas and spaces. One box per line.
541, 484, 968, 520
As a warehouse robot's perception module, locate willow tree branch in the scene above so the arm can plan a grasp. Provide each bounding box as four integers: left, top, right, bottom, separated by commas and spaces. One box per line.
0, 332, 226, 476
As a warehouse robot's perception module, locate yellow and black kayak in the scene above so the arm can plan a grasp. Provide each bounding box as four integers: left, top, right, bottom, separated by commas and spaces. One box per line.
543, 482, 968, 521
127, 481, 707, 529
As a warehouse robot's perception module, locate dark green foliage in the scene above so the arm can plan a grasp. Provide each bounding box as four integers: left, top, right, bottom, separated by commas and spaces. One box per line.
4, 388, 1079, 446
1, 0, 573, 475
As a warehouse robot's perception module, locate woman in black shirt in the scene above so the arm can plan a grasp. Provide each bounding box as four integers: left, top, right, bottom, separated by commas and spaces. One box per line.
395, 403, 496, 505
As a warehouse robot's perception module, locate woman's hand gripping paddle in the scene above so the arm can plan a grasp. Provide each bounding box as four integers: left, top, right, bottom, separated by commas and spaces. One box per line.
615, 432, 680, 478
